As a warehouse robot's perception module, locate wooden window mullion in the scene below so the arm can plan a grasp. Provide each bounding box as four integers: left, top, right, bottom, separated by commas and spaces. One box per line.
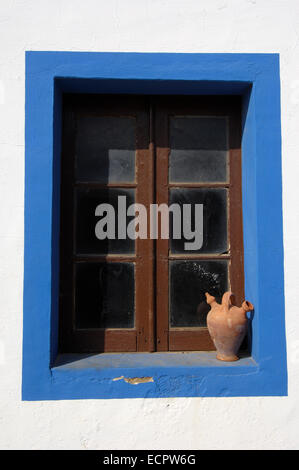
135, 100, 155, 351
155, 101, 170, 351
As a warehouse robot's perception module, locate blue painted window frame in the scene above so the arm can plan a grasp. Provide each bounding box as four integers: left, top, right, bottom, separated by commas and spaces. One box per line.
23, 52, 287, 400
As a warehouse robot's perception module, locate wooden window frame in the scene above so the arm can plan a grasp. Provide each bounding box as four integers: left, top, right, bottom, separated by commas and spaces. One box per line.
59, 94, 244, 354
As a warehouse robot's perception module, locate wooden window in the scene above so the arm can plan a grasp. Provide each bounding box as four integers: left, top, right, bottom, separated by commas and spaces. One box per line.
59, 95, 244, 353
155, 96, 243, 351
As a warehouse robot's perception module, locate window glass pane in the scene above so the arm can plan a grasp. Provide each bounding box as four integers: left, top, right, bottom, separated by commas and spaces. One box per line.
76, 188, 135, 254
75, 116, 136, 183
169, 116, 228, 182
169, 188, 228, 254
169, 260, 229, 327
75, 262, 135, 329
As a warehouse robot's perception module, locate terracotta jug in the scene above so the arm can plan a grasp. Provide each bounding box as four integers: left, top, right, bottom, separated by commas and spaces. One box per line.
206, 291, 254, 361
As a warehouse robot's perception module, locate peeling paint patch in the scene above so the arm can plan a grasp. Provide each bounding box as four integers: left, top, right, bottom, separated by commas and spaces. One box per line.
112, 376, 154, 385
125, 377, 154, 385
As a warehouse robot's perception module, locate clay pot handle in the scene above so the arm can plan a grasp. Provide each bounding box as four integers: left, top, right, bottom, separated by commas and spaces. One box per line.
242, 300, 254, 312
221, 291, 234, 309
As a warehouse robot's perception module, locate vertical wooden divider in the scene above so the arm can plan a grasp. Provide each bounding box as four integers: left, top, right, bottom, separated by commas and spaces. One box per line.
135, 100, 155, 351
155, 102, 170, 351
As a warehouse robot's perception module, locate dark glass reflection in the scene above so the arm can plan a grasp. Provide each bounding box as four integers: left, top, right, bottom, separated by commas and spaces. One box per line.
76, 188, 135, 254
75, 262, 135, 329
75, 115, 136, 183
169, 116, 228, 183
169, 260, 228, 327
169, 188, 228, 254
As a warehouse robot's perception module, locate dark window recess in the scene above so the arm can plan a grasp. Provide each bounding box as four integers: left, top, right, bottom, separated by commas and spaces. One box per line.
76, 188, 135, 255
169, 188, 228, 254
169, 260, 228, 327
75, 262, 135, 329
59, 95, 244, 353
169, 116, 228, 183
75, 115, 136, 183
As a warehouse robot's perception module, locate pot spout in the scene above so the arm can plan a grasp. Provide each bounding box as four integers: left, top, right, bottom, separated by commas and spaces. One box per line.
205, 292, 218, 308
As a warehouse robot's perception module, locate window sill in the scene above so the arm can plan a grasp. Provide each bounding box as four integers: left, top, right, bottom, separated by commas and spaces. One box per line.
49, 352, 259, 399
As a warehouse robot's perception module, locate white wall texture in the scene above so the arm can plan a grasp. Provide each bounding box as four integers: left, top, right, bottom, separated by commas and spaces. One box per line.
0, 0, 299, 450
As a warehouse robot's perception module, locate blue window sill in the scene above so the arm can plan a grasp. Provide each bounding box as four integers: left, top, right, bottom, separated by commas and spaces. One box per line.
50, 352, 258, 399
23, 51, 287, 400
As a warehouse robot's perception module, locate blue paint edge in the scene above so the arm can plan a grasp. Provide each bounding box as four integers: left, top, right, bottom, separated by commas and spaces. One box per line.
23, 52, 287, 400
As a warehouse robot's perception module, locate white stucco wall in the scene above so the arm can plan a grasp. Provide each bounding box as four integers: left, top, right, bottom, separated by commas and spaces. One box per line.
0, 0, 299, 449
